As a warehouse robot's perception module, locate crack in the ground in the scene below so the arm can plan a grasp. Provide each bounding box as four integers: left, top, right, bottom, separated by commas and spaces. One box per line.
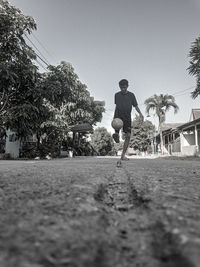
94, 166, 151, 211
93, 164, 196, 267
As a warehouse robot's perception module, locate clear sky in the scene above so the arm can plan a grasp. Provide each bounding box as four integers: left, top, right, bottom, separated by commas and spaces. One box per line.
9, 0, 200, 132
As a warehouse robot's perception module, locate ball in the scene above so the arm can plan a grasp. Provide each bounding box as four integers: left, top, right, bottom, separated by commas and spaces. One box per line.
111, 118, 123, 130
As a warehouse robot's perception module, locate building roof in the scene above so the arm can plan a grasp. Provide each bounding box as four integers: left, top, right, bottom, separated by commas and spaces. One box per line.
177, 117, 200, 130
159, 109, 200, 134
160, 123, 183, 132
189, 109, 200, 121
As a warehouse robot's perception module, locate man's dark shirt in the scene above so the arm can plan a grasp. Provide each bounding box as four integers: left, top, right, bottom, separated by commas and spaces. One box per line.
114, 91, 138, 120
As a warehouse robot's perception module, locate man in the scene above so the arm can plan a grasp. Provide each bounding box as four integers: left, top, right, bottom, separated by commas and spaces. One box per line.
113, 79, 144, 161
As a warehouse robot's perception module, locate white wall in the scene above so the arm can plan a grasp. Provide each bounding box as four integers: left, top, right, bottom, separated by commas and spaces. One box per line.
5, 129, 20, 158
182, 133, 195, 146
181, 145, 197, 156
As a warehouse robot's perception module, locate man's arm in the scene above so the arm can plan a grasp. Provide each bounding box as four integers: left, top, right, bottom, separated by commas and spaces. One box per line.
135, 105, 144, 122
113, 105, 118, 119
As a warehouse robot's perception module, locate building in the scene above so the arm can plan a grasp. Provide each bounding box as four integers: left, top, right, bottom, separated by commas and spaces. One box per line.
161, 109, 200, 156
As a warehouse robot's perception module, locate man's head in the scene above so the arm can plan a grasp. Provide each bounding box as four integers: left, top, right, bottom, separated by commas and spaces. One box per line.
119, 79, 129, 94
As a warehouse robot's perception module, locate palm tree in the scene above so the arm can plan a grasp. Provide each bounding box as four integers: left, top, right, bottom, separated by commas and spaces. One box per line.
144, 94, 179, 154
188, 37, 200, 99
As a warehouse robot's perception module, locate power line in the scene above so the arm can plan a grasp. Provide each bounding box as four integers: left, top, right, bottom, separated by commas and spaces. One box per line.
25, 34, 50, 66
107, 85, 196, 109
172, 86, 195, 96
23, 42, 48, 71
31, 32, 56, 61
35, 52, 49, 67
138, 85, 195, 106
35, 59, 48, 72
172, 91, 192, 98
24, 33, 50, 66
139, 91, 193, 106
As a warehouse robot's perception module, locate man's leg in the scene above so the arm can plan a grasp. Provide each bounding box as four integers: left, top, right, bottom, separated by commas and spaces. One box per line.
112, 130, 120, 143
121, 132, 131, 160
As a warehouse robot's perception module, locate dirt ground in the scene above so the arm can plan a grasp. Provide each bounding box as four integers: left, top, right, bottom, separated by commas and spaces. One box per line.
0, 157, 199, 267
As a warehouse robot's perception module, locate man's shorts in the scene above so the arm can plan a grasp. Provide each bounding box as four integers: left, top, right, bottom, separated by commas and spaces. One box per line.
114, 115, 132, 133
122, 118, 132, 133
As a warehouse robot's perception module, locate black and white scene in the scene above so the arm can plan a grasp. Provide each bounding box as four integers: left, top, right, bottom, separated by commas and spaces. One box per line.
0, 0, 200, 266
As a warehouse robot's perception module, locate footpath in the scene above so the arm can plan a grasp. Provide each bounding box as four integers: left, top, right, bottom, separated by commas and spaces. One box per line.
0, 157, 199, 267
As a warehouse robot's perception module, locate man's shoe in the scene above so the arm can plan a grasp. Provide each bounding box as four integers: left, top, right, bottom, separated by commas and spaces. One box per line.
112, 133, 119, 143
121, 156, 129, 161
116, 160, 122, 168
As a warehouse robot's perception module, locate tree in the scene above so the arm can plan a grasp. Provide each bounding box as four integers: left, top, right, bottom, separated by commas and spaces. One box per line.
188, 37, 200, 98
35, 61, 105, 157
130, 115, 155, 152
0, 0, 43, 136
40, 61, 105, 127
144, 94, 179, 153
0, 2, 105, 158
90, 127, 114, 156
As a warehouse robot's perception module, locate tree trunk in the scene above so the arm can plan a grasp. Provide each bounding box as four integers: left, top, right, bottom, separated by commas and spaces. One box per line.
159, 127, 164, 154
158, 114, 165, 155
